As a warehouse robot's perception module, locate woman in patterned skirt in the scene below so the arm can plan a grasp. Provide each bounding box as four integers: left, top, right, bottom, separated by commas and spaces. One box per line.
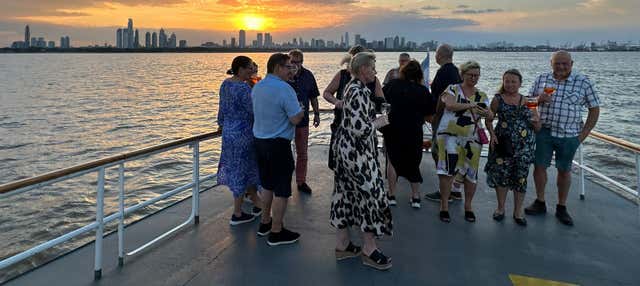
435, 61, 493, 223
330, 52, 393, 271
217, 56, 263, 226
485, 69, 540, 226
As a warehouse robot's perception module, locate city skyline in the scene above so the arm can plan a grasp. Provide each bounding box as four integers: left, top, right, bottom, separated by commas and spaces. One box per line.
1, 1, 639, 47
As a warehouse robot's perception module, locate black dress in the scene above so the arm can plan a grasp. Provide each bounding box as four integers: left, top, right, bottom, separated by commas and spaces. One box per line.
382, 79, 433, 183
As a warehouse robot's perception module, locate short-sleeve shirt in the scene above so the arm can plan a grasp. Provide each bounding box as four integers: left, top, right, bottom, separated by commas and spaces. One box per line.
252, 74, 302, 140
288, 67, 320, 128
528, 72, 600, 138
437, 84, 490, 139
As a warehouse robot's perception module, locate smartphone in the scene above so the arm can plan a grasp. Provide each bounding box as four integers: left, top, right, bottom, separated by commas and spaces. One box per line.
477, 103, 487, 109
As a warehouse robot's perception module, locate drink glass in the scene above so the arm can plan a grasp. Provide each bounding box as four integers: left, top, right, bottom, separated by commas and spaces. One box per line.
543, 82, 556, 96
381, 103, 391, 115
525, 97, 538, 110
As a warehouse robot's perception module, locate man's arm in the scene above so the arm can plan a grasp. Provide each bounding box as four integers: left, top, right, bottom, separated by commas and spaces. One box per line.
579, 107, 599, 142
289, 111, 304, 125
310, 97, 320, 127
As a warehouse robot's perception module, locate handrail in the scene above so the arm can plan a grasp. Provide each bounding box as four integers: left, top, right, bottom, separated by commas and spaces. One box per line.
0, 130, 221, 195
589, 131, 640, 154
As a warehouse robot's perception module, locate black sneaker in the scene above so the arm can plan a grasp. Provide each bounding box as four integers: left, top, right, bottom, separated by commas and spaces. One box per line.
251, 206, 263, 216
387, 195, 397, 206
425, 191, 453, 203
267, 228, 300, 246
229, 212, 255, 226
410, 198, 421, 209
450, 192, 463, 200
525, 199, 547, 215
298, 183, 312, 194
555, 205, 574, 226
257, 220, 272, 236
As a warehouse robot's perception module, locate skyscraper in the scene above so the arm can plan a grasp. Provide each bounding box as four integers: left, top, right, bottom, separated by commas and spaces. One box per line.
169, 33, 177, 48
47, 41, 55, 49
179, 40, 187, 48
24, 25, 30, 48
31, 37, 37, 47
152, 32, 158, 48
127, 18, 134, 49
393, 36, 400, 49
159, 28, 167, 48
116, 29, 123, 48
231, 37, 236, 48
345, 32, 349, 47
257, 33, 263, 48
134, 29, 140, 48
145, 32, 151, 48
265, 33, 272, 48
401, 37, 405, 49
239, 30, 246, 48
355, 34, 361, 47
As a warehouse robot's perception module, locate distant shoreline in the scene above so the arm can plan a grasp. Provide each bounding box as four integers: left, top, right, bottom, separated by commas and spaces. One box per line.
1, 47, 638, 53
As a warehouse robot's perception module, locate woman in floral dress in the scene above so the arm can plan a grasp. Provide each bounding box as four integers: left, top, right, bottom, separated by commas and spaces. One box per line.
217, 56, 263, 226
485, 69, 540, 226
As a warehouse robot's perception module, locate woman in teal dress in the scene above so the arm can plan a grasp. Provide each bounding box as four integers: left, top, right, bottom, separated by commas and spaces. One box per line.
485, 69, 541, 226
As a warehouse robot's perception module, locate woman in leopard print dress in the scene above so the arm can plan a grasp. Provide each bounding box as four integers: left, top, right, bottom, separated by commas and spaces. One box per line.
330, 52, 393, 271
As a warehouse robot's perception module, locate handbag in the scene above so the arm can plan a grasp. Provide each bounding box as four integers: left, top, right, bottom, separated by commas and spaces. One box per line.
470, 92, 489, 144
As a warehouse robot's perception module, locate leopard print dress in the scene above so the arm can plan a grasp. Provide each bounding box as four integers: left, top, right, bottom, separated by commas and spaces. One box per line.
330, 79, 393, 237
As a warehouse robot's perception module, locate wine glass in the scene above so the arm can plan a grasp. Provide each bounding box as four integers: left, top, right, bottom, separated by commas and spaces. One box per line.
543, 81, 556, 96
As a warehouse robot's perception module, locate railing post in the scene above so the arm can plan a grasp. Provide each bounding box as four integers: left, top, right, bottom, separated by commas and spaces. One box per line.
192, 141, 200, 224
94, 167, 105, 280
636, 154, 640, 204
579, 145, 585, 200
117, 163, 125, 267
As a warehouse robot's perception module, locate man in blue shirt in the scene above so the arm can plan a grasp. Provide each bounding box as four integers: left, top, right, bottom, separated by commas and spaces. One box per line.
252, 53, 304, 246
288, 49, 320, 194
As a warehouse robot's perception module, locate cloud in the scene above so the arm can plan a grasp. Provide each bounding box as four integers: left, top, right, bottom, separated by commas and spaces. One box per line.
422, 5, 440, 10
453, 8, 504, 14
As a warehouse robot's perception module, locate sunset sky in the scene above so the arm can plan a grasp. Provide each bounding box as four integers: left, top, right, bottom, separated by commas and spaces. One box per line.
1, 0, 639, 46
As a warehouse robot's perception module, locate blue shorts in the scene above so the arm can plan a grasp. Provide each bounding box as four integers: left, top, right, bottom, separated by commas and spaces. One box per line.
534, 128, 580, 172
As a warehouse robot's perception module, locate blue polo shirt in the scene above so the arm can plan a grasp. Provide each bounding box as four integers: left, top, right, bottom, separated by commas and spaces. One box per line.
252, 74, 302, 140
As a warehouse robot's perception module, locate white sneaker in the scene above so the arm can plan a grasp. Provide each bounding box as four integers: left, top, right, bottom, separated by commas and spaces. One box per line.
410, 198, 421, 209
387, 196, 397, 206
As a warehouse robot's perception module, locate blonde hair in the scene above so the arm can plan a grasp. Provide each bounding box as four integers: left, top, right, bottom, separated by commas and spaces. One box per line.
349, 52, 376, 76
340, 45, 368, 66
459, 61, 481, 76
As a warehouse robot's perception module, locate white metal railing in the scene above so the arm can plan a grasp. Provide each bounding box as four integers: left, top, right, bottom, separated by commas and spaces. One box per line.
573, 131, 640, 201
0, 131, 221, 280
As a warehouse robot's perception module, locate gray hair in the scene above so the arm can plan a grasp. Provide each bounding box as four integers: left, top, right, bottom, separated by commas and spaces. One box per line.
459, 60, 481, 76
350, 52, 376, 76
436, 44, 454, 60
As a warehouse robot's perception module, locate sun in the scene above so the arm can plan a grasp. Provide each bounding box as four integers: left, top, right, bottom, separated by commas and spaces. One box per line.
242, 15, 265, 30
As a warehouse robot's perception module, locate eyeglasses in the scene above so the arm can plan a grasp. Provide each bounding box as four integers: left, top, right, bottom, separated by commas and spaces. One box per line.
465, 73, 480, 78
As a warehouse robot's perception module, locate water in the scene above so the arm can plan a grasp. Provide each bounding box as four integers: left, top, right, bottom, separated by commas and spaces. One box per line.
0, 52, 638, 281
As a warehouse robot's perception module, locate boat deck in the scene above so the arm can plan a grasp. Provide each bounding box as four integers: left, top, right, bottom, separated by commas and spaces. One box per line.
5, 145, 640, 286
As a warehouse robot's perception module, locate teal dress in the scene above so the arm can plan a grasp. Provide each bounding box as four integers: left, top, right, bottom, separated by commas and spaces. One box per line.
485, 95, 536, 193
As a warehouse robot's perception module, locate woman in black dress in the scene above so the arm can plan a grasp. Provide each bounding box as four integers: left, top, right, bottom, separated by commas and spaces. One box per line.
383, 60, 434, 209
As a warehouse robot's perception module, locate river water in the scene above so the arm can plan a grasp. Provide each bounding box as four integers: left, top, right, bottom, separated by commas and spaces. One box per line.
0, 52, 638, 281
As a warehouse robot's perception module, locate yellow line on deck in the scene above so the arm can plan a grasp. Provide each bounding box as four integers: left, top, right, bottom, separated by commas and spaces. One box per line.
509, 274, 578, 286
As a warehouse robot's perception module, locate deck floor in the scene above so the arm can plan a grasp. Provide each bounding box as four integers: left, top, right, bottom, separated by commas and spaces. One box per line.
5, 145, 640, 286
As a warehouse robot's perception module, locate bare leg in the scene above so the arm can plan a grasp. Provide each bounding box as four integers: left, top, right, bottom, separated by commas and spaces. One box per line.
247, 185, 262, 209
463, 179, 477, 212
514, 191, 525, 218
533, 165, 548, 202
439, 175, 453, 211
233, 196, 243, 217
336, 228, 350, 250
260, 190, 274, 224
495, 187, 508, 214
386, 154, 398, 197
557, 170, 572, 206
271, 197, 288, 233
410, 183, 420, 199
362, 232, 378, 256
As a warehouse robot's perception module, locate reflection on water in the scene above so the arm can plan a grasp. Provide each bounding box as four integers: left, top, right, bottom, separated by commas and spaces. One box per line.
0, 52, 638, 281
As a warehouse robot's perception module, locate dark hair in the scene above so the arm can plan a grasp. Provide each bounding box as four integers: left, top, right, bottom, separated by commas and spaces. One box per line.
227, 56, 252, 75
267, 53, 290, 74
399, 53, 410, 58
289, 49, 303, 61
399, 60, 424, 83
498, 69, 523, 94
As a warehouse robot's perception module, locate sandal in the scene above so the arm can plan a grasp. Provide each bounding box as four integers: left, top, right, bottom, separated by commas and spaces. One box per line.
439, 211, 451, 223
492, 211, 505, 222
513, 216, 527, 227
361, 249, 392, 270
464, 211, 476, 222
335, 241, 362, 260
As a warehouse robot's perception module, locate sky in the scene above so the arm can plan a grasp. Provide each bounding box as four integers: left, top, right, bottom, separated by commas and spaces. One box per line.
1, 0, 639, 47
